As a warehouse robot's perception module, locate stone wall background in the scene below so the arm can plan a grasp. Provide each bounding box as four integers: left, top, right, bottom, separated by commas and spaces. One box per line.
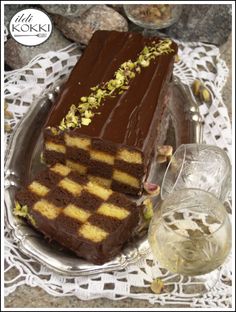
4, 4, 232, 69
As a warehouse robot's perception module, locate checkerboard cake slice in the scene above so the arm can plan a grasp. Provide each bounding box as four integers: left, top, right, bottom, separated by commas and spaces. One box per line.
43, 30, 178, 195
15, 163, 140, 264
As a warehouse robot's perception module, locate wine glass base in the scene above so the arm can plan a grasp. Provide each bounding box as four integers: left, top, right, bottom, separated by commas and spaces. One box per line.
189, 269, 221, 294
151, 265, 221, 296
142, 28, 167, 38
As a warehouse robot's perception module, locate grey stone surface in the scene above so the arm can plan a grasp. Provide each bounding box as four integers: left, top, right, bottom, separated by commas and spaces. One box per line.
5, 28, 73, 69
107, 4, 125, 15
220, 33, 232, 120
4, 284, 189, 308
163, 4, 232, 46
111, 4, 232, 46
52, 5, 128, 45
41, 4, 92, 17
4, 4, 35, 26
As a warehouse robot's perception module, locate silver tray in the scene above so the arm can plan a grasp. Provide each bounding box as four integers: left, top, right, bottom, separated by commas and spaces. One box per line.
4, 76, 203, 276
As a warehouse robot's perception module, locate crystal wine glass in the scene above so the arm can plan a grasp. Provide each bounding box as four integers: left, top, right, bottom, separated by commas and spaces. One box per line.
148, 188, 232, 293
161, 144, 231, 203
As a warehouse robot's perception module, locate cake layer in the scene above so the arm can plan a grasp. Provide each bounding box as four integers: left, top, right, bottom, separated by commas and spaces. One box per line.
43, 30, 177, 195
15, 163, 140, 264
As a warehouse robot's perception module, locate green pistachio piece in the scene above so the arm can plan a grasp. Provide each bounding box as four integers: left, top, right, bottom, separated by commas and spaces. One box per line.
87, 96, 96, 105
107, 82, 114, 91
142, 46, 149, 55
96, 89, 105, 98
200, 87, 211, 103
14, 201, 28, 217
140, 59, 150, 67
129, 72, 136, 79
126, 60, 135, 69
65, 122, 75, 128
59, 118, 66, 130
40, 152, 45, 164
81, 117, 91, 126
59, 125, 66, 131
115, 71, 124, 80
138, 55, 144, 62
143, 198, 154, 220
50, 127, 59, 135
90, 85, 98, 91
121, 61, 130, 69
78, 103, 88, 110
84, 110, 94, 118
192, 79, 202, 96
80, 96, 87, 102
28, 215, 37, 227
14, 202, 37, 227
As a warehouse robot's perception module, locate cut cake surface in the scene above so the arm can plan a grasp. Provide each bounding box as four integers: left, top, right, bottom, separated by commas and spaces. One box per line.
15, 163, 140, 264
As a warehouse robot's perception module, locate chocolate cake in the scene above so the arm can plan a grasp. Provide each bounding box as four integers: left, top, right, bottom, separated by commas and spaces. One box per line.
43, 30, 178, 196
15, 163, 140, 264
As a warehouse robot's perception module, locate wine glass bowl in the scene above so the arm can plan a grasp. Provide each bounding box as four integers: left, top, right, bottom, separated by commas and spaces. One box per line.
161, 144, 231, 202
148, 144, 232, 293
148, 189, 232, 277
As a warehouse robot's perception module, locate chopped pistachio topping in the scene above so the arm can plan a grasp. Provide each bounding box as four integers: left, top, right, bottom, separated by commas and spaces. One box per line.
14, 201, 36, 226
40, 152, 45, 164
50, 127, 60, 135
28, 214, 37, 227
14, 201, 29, 217
56, 38, 174, 132
143, 198, 154, 220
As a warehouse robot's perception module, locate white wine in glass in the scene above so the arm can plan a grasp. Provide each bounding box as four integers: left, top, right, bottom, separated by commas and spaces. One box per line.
148, 189, 231, 290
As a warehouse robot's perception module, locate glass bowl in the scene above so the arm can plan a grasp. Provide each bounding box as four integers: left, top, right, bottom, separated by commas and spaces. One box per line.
124, 4, 183, 30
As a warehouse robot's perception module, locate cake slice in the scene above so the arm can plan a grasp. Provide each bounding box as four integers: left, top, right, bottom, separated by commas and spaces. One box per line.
43, 30, 178, 195
14, 163, 140, 264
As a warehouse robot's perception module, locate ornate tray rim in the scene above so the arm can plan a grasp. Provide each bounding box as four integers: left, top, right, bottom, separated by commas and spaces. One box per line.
4, 76, 203, 276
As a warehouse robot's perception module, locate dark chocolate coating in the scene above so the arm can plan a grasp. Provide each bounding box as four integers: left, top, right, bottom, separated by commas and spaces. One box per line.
44, 30, 177, 167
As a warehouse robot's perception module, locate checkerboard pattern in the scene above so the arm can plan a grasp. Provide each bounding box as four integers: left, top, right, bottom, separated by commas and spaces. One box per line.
44, 132, 145, 195
17, 163, 138, 245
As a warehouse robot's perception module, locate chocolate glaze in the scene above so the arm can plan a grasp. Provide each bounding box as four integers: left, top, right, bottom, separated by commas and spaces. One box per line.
44, 31, 177, 168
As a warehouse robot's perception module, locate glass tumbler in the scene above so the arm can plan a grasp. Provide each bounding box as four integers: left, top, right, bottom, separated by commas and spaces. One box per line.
124, 4, 183, 30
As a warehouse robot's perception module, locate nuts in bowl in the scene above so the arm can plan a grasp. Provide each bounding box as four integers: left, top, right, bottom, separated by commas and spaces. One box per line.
124, 4, 182, 29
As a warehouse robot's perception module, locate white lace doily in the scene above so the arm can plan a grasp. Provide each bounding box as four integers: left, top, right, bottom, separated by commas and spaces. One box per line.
4, 41, 232, 308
